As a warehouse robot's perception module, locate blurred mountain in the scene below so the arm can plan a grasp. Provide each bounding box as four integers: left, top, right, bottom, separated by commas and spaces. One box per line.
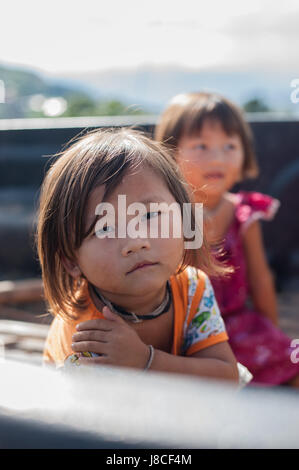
0, 64, 147, 118
0, 63, 297, 117
0, 64, 94, 118
0, 64, 90, 100
60, 65, 296, 113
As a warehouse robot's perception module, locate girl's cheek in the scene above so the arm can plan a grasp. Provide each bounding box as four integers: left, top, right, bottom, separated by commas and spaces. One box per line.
228, 158, 244, 182
175, 150, 188, 170
176, 157, 202, 186
229, 150, 244, 170
177, 151, 207, 176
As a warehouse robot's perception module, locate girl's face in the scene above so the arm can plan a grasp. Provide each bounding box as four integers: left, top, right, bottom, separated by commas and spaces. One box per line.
177, 120, 244, 200
74, 166, 184, 304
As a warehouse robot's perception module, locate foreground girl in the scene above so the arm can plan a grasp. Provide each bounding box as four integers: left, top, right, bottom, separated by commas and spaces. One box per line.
38, 128, 238, 382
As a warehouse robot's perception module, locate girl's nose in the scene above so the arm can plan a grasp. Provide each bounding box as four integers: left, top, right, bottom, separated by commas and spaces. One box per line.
121, 237, 151, 257
209, 148, 224, 161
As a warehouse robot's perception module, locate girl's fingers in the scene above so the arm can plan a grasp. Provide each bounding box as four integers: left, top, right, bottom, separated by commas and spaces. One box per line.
71, 340, 108, 355
72, 330, 109, 343
76, 318, 115, 332
102, 306, 124, 323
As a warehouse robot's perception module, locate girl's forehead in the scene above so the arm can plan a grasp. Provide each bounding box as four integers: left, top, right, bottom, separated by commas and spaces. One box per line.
118, 166, 168, 189
180, 122, 241, 143
184, 116, 241, 140
190, 119, 235, 136
87, 167, 172, 209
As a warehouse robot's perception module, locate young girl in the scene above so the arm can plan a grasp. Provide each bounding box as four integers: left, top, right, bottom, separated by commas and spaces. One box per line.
155, 92, 299, 387
38, 128, 239, 382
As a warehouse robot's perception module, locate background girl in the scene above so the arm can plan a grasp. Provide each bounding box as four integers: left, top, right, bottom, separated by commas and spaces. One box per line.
155, 92, 299, 387
38, 128, 239, 382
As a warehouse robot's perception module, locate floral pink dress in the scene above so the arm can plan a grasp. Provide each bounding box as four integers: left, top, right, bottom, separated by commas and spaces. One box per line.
211, 191, 299, 386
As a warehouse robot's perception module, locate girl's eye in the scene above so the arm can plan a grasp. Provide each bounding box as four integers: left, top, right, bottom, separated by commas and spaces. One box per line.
141, 211, 161, 221
95, 225, 115, 237
224, 143, 236, 151
194, 143, 206, 151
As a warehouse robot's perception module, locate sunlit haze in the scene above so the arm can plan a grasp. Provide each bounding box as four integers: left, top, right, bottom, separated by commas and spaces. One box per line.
1, 0, 299, 74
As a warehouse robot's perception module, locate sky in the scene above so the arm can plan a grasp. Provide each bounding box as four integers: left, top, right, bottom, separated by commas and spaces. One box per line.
1, 0, 299, 75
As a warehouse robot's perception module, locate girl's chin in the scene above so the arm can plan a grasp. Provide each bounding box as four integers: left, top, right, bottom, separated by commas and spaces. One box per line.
194, 178, 225, 191
128, 276, 167, 292
127, 275, 172, 296
202, 186, 226, 197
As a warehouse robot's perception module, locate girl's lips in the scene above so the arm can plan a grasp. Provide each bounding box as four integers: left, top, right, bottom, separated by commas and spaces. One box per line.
127, 262, 158, 274
204, 172, 225, 179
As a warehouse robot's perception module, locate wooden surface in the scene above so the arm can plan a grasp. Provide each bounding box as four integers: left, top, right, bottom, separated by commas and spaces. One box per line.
0, 279, 44, 304
0, 318, 49, 365
0, 284, 50, 364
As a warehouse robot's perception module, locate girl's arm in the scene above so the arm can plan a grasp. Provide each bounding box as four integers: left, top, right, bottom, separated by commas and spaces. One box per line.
149, 341, 239, 382
72, 310, 239, 382
242, 220, 278, 326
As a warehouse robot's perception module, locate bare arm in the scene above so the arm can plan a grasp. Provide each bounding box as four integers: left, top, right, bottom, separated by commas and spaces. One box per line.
242, 220, 278, 326
73, 310, 239, 382
149, 341, 239, 382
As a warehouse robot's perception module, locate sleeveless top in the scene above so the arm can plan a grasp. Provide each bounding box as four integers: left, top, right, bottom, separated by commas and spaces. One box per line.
211, 191, 280, 316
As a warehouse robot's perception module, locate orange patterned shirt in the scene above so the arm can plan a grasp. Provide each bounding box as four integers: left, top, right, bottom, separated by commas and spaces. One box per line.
43, 267, 228, 367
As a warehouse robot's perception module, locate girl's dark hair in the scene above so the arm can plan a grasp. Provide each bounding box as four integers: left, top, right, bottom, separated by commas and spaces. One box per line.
155, 91, 259, 179
36, 127, 225, 320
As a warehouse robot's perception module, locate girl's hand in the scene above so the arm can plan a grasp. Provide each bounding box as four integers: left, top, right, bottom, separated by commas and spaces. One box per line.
71, 306, 149, 369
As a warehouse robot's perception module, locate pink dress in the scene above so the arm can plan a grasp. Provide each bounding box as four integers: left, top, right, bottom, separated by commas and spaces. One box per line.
211, 191, 299, 386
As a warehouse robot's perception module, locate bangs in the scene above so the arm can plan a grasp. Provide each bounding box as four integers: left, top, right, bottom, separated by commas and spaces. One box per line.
67, 130, 186, 246
183, 99, 243, 138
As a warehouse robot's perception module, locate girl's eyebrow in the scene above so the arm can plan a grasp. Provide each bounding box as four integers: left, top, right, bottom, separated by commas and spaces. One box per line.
138, 196, 167, 204
86, 211, 105, 226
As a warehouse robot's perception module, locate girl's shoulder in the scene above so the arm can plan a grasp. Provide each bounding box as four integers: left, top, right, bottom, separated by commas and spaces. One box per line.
172, 266, 207, 288
43, 297, 99, 366
229, 191, 280, 233
170, 266, 207, 310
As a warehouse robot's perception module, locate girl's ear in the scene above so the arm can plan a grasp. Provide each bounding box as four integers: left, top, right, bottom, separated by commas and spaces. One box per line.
61, 255, 82, 278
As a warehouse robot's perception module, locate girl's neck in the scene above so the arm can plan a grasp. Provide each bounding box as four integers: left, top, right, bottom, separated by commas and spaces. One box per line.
194, 190, 225, 212
89, 282, 168, 317
201, 191, 237, 244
